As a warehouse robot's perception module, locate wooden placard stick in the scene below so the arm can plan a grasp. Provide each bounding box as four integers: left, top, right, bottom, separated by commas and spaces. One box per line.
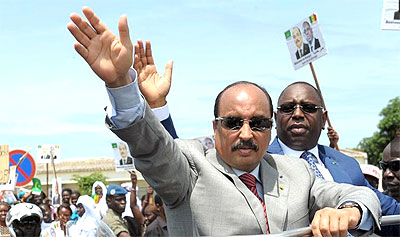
309, 62, 339, 151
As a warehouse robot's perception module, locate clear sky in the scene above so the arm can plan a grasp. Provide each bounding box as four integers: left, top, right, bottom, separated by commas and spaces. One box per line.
1, 0, 399, 160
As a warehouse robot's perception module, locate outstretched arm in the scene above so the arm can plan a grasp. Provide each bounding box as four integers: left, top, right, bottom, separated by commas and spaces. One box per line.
67, 7, 133, 88
128, 170, 146, 225
134, 40, 173, 108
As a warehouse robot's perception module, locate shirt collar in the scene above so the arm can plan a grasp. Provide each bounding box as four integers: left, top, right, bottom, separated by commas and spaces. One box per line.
232, 164, 261, 183
277, 138, 321, 163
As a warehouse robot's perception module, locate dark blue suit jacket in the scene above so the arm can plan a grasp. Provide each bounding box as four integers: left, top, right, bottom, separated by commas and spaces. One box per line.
268, 137, 400, 235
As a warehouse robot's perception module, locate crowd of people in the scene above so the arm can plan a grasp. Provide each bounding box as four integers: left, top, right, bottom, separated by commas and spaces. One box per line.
0, 170, 169, 237
3, 6, 399, 237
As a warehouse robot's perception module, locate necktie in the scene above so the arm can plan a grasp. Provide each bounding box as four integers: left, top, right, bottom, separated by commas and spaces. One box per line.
300, 151, 324, 179
239, 173, 269, 233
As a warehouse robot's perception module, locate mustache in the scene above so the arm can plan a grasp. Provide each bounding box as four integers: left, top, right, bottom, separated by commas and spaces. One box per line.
231, 140, 259, 152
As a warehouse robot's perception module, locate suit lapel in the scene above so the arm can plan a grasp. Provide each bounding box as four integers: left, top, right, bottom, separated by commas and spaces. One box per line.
206, 150, 267, 233
261, 154, 288, 233
318, 145, 352, 183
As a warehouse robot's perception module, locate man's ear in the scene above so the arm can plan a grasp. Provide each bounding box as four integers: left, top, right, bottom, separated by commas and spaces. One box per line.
212, 120, 217, 131
322, 110, 328, 130
106, 195, 112, 206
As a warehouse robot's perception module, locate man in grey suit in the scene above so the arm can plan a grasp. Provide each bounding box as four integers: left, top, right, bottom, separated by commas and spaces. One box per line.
67, 7, 381, 236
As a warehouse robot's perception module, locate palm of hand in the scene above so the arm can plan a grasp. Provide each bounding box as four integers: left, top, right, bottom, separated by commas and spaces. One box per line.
87, 31, 132, 85
138, 64, 170, 104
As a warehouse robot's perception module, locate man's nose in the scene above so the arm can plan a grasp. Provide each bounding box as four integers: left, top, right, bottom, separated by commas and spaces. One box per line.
292, 105, 305, 119
383, 168, 395, 178
239, 121, 253, 141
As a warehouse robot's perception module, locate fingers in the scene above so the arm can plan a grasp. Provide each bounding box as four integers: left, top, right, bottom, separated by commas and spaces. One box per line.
145, 41, 154, 64
82, 6, 107, 34
138, 39, 147, 66
67, 20, 91, 49
73, 43, 89, 60
163, 60, 174, 81
118, 15, 132, 49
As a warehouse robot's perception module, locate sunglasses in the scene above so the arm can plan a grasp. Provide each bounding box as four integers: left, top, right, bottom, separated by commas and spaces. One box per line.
215, 116, 273, 131
277, 103, 323, 114
379, 160, 400, 172
20, 220, 38, 226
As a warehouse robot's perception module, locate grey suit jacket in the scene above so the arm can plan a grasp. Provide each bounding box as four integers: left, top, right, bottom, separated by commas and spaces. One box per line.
110, 104, 381, 236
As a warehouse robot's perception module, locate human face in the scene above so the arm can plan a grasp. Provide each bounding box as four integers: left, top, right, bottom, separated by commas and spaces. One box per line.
303, 22, 313, 43
39, 204, 52, 223
62, 191, 71, 204
119, 143, 128, 158
16, 216, 41, 237
108, 195, 126, 215
292, 27, 303, 49
58, 207, 72, 227
144, 205, 157, 225
32, 194, 43, 206
382, 147, 400, 199
0, 205, 8, 224
71, 194, 79, 205
213, 84, 272, 172
76, 203, 85, 217
95, 185, 103, 195
276, 84, 326, 151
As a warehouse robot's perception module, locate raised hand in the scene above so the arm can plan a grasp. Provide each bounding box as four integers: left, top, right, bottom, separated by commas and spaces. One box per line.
327, 126, 339, 149
67, 7, 133, 88
134, 40, 173, 108
128, 170, 137, 189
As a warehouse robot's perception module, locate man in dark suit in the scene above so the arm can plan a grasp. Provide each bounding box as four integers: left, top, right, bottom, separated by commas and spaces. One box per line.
302, 21, 320, 53
268, 81, 400, 236
118, 143, 133, 165
292, 27, 310, 60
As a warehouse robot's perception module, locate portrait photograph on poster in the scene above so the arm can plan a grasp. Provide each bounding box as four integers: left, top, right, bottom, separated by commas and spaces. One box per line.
36, 144, 61, 164
111, 142, 135, 171
381, 0, 400, 30
285, 13, 328, 70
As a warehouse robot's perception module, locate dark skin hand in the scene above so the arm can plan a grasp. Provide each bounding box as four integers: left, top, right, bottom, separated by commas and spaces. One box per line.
128, 170, 145, 225
327, 126, 339, 149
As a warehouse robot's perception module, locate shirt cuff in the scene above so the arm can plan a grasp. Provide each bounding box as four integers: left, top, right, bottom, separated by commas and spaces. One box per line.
106, 68, 145, 128
152, 103, 170, 121
356, 202, 372, 231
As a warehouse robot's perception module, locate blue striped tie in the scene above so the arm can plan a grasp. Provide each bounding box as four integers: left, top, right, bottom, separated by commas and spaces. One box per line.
300, 151, 324, 179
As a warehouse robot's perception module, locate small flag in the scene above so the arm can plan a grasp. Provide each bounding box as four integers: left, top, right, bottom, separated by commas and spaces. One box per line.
284, 30, 291, 39
112, 143, 118, 149
309, 13, 317, 24
32, 178, 42, 195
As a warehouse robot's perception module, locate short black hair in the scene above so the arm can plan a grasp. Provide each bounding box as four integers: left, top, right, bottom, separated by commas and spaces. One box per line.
57, 204, 72, 215
278, 81, 323, 106
62, 188, 72, 195
71, 191, 80, 197
214, 81, 273, 118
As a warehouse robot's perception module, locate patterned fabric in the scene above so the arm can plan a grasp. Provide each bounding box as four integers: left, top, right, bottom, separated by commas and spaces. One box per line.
300, 151, 324, 179
239, 173, 269, 233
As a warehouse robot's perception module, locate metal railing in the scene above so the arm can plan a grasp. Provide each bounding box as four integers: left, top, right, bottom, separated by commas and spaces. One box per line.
245, 215, 400, 236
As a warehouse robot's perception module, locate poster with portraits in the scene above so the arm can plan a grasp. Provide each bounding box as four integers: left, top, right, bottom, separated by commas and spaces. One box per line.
111, 142, 135, 172
196, 136, 215, 151
381, 0, 400, 30
51, 178, 62, 206
285, 13, 328, 70
36, 144, 61, 164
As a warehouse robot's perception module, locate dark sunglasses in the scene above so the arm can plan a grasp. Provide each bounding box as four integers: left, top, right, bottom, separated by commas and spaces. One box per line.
277, 103, 323, 114
379, 160, 400, 172
20, 220, 38, 226
215, 116, 273, 131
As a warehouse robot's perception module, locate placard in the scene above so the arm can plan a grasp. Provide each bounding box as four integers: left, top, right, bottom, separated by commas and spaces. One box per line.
285, 13, 328, 70
381, 0, 400, 30
111, 142, 135, 172
37, 145, 61, 164
0, 145, 9, 183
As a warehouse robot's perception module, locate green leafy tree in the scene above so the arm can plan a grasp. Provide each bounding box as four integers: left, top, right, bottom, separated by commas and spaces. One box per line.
72, 172, 108, 195
358, 97, 400, 166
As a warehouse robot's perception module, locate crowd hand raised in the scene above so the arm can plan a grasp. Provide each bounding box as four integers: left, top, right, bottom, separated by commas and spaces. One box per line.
128, 170, 137, 189
327, 126, 339, 149
67, 7, 133, 88
311, 207, 361, 237
134, 40, 173, 108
